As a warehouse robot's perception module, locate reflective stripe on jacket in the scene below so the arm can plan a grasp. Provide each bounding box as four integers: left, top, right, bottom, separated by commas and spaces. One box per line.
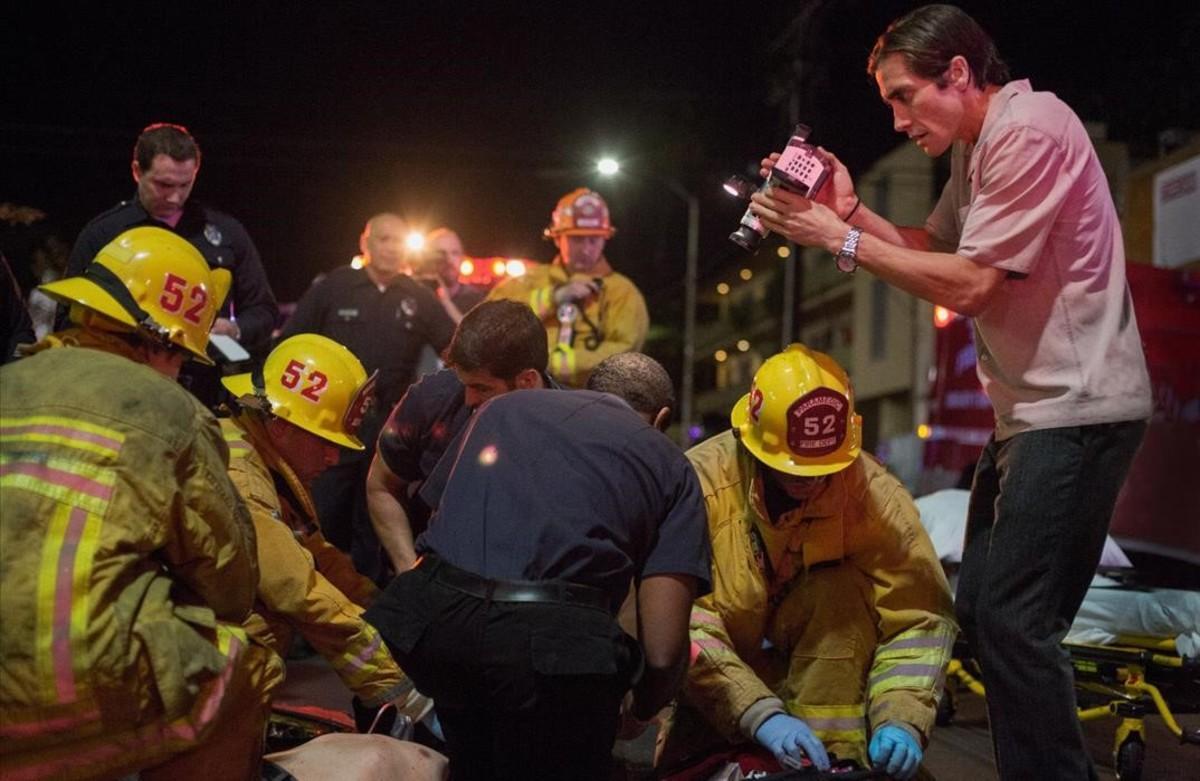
684, 430, 956, 746
485, 258, 648, 388
222, 415, 410, 707
0, 336, 258, 769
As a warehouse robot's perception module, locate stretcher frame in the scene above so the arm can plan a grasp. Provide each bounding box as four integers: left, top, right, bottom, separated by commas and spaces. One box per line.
940, 635, 1200, 780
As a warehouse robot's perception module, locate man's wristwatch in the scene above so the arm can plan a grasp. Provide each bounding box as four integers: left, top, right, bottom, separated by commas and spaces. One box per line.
836, 227, 862, 274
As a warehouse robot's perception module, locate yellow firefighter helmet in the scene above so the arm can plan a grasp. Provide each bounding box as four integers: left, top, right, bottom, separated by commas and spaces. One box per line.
222, 334, 376, 450
731, 343, 862, 476
543, 188, 616, 239
39, 226, 231, 364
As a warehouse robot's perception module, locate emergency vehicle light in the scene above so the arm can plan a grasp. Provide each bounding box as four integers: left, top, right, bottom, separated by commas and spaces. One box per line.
933, 306, 957, 328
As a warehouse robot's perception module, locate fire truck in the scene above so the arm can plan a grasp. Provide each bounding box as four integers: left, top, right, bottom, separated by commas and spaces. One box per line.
920, 263, 1200, 566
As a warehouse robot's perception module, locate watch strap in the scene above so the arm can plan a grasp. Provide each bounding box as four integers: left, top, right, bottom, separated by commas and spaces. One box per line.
836, 227, 862, 273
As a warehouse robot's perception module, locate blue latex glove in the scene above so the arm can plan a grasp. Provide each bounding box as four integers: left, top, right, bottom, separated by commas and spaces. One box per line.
754, 713, 830, 771
869, 724, 922, 780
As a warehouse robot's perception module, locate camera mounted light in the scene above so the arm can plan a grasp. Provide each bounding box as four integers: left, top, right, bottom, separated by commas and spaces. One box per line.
723, 175, 755, 200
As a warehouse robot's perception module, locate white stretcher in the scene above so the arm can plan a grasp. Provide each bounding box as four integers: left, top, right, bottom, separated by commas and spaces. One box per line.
914, 489, 1199, 653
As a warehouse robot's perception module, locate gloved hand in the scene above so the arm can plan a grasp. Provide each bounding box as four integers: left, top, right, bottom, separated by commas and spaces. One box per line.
553, 279, 601, 305
754, 713, 830, 771
869, 724, 923, 780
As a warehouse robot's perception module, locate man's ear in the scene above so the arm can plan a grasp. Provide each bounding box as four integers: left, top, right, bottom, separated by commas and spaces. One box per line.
515, 368, 542, 390
131, 160, 143, 184
949, 55, 972, 90
652, 407, 672, 433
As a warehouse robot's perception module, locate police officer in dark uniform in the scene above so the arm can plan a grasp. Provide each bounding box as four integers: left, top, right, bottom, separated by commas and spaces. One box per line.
280, 212, 456, 583
60, 123, 279, 406
365, 353, 712, 781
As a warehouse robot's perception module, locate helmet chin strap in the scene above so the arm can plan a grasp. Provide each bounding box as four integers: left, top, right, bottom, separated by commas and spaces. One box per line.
82, 262, 151, 323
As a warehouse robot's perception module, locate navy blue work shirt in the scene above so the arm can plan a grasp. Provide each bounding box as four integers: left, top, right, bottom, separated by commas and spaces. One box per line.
416, 389, 712, 609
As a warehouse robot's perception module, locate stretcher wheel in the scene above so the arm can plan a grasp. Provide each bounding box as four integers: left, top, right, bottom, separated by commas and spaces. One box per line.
935, 685, 956, 726
1115, 735, 1144, 781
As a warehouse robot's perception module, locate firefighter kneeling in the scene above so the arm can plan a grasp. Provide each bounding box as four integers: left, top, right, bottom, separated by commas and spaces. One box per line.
219, 334, 432, 729
675, 344, 956, 780
0, 227, 282, 780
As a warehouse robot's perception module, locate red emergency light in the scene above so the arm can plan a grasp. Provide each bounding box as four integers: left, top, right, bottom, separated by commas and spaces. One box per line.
457, 256, 532, 289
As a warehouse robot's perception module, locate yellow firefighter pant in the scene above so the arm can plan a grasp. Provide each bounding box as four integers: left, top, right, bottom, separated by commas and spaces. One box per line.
2, 626, 284, 781
666, 564, 875, 768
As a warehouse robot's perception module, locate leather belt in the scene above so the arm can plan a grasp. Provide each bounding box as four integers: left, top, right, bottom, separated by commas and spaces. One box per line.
420, 555, 610, 612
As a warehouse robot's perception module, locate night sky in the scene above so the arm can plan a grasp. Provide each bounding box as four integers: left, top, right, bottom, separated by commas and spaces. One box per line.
5, 1, 1199, 315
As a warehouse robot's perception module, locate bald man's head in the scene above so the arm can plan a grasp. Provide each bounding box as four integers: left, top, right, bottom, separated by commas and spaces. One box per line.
360, 213, 408, 280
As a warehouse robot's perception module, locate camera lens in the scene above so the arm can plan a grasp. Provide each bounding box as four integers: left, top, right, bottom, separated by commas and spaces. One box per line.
729, 226, 763, 252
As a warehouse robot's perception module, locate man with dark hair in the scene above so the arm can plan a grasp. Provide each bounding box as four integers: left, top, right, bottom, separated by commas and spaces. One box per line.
365, 352, 711, 781
61, 123, 279, 404
367, 299, 552, 572
748, 5, 1151, 778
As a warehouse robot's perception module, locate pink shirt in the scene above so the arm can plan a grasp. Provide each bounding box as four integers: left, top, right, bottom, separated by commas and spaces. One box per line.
926, 80, 1151, 439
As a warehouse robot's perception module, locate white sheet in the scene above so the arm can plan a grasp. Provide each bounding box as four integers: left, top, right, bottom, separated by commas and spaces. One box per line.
1068, 581, 1200, 656
915, 489, 1199, 656
914, 489, 1133, 568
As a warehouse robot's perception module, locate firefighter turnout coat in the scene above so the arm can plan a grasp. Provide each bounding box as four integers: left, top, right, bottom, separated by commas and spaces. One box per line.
0, 331, 279, 781
684, 431, 956, 763
221, 413, 413, 708
486, 258, 648, 388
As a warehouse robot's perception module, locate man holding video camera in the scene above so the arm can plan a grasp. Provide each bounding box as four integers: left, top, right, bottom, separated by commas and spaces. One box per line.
747, 5, 1151, 779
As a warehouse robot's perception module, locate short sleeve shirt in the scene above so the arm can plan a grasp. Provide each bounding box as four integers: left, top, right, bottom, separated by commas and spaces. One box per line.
925, 80, 1151, 438
280, 266, 456, 413
377, 369, 471, 483
416, 389, 712, 609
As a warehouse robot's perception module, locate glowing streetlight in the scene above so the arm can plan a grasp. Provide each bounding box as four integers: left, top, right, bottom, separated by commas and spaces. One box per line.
596, 157, 620, 176
597, 155, 700, 446
716, 282, 730, 295
405, 231, 426, 252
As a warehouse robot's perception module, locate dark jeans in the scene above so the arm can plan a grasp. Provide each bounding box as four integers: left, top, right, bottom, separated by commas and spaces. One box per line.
365, 561, 639, 781
311, 444, 385, 584
956, 420, 1145, 780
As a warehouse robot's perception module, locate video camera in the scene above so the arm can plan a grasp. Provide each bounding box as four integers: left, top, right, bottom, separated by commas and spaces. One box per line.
727, 123, 832, 252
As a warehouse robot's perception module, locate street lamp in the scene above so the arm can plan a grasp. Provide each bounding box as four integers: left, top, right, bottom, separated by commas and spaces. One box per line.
596, 157, 620, 176
596, 158, 700, 447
